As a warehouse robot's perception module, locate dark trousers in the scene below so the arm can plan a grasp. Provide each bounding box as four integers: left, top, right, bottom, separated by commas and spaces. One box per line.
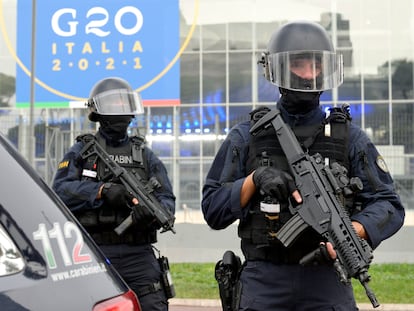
239, 261, 358, 311
100, 244, 168, 311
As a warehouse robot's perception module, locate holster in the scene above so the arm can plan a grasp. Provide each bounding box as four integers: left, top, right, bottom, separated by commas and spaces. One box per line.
215, 250, 242, 311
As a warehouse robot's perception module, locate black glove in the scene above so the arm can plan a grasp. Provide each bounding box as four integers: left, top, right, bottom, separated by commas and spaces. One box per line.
299, 243, 335, 266
253, 166, 296, 202
101, 182, 133, 209
131, 204, 156, 226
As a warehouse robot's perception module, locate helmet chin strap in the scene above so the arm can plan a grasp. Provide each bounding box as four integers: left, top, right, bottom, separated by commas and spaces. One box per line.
279, 88, 322, 115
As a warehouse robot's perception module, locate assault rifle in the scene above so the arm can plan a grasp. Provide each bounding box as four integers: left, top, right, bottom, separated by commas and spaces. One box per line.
250, 108, 379, 308
79, 138, 176, 235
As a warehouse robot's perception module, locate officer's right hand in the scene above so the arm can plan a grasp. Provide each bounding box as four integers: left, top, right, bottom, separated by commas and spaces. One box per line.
253, 166, 297, 203
100, 182, 133, 209
131, 204, 156, 226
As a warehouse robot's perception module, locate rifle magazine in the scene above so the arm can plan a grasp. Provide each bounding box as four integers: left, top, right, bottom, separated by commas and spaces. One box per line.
277, 213, 309, 247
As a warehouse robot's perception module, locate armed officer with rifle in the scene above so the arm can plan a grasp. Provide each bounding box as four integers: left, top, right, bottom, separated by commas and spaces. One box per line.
53, 77, 176, 311
202, 21, 405, 310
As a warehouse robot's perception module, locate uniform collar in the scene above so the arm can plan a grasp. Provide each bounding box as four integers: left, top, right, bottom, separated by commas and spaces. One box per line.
276, 101, 325, 127
98, 128, 129, 147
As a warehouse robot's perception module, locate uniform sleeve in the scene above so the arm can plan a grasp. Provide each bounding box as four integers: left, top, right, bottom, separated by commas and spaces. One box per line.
52, 142, 104, 212
145, 147, 176, 215
202, 122, 251, 230
348, 125, 405, 249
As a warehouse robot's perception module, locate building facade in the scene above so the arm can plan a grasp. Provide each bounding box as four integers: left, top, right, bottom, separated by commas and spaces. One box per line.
0, 0, 413, 213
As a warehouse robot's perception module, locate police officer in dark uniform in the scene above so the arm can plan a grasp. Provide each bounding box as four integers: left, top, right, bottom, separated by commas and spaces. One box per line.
202, 21, 405, 310
53, 77, 176, 311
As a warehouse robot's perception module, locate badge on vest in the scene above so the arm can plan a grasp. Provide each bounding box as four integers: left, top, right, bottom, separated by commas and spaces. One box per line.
376, 156, 389, 173
82, 169, 97, 178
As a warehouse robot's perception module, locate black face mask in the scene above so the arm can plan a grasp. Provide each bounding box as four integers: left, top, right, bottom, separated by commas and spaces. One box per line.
279, 88, 321, 115
98, 115, 132, 141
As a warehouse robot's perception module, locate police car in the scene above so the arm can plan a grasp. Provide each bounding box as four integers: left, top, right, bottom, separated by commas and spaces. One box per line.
0, 132, 142, 310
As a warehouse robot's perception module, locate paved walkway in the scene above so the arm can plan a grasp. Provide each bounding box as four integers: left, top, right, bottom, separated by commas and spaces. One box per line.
169, 299, 414, 311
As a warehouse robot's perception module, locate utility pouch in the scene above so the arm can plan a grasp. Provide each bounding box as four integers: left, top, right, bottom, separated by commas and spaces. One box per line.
158, 255, 176, 299
77, 210, 98, 227
98, 209, 116, 224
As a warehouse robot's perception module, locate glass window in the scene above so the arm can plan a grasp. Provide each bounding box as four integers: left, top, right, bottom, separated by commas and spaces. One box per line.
228, 105, 252, 130
201, 103, 227, 135
359, 2, 391, 100
391, 60, 414, 100
147, 107, 174, 157
202, 24, 226, 51
392, 102, 414, 153
181, 53, 200, 104
364, 76, 389, 100
0, 224, 25, 276
257, 68, 279, 102
202, 53, 226, 103
346, 103, 362, 128
130, 112, 147, 135
339, 76, 362, 101
179, 139, 201, 157
319, 90, 334, 102
181, 23, 200, 52
255, 22, 281, 50
229, 23, 252, 50
179, 106, 200, 134
229, 52, 252, 103
148, 107, 174, 134
365, 103, 390, 145
178, 106, 201, 156
178, 159, 201, 210
389, 0, 413, 99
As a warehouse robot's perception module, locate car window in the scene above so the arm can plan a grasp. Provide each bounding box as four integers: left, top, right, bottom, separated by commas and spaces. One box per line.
0, 224, 25, 276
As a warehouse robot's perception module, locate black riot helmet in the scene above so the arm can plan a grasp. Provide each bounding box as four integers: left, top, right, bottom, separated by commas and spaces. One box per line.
260, 20, 343, 92
86, 77, 144, 122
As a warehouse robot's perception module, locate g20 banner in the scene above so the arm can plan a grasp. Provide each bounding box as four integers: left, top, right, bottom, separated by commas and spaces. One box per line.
15, 0, 180, 107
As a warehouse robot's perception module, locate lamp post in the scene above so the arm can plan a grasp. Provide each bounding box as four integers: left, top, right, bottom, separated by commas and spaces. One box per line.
28, 0, 37, 165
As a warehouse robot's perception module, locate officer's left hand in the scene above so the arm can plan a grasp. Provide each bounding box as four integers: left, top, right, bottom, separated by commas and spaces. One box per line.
323, 221, 367, 260
352, 221, 368, 240
324, 242, 337, 260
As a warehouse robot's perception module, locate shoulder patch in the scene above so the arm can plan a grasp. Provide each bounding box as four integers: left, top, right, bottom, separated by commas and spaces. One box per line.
58, 160, 69, 169
376, 156, 389, 173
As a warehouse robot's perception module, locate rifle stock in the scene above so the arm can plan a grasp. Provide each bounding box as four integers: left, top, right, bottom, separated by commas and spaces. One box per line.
80, 139, 176, 235
250, 109, 379, 308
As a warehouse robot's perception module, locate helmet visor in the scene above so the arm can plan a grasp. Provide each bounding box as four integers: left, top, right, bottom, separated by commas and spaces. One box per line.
88, 89, 144, 116
268, 51, 343, 91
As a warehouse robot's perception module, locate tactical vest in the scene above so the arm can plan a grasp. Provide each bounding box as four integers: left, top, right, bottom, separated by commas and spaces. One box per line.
239, 105, 352, 263
75, 133, 157, 245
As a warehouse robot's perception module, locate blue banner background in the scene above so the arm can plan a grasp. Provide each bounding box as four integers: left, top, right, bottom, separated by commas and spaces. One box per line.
16, 0, 180, 106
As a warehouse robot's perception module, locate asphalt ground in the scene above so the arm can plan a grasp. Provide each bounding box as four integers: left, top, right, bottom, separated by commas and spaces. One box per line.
169, 299, 414, 311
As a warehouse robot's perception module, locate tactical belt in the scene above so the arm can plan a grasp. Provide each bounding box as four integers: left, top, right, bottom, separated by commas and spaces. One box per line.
242, 239, 319, 265
91, 231, 155, 245
244, 247, 301, 264
136, 281, 162, 297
